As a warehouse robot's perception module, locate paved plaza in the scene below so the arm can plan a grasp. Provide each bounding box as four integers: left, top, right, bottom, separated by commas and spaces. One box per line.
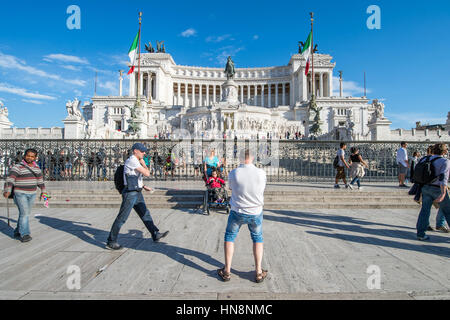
0, 182, 449, 300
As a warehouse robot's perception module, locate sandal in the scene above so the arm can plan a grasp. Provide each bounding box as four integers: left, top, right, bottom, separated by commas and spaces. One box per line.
217, 268, 231, 282
255, 269, 268, 283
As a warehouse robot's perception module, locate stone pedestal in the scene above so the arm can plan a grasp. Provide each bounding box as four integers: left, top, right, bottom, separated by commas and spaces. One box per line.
0, 119, 12, 139
62, 118, 86, 139
368, 118, 392, 141
135, 107, 148, 139
221, 79, 239, 105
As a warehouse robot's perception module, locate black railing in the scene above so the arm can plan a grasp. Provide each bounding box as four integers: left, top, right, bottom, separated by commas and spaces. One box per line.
0, 139, 446, 182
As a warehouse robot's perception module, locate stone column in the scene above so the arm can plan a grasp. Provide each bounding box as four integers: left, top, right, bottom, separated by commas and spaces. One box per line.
254, 85, 258, 106
219, 85, 223, 102
275, 83, 278, 107
184, 83, 188, 108
328, 72, 333, 97
206, 84, 209, 105
199, 84, 202, 107
240, 85, 244, 103
282, 83, 286, 105
145, 72, 149, 98
247, 85, 250, 104
213, 85, 216, 103
177, 82, 181, 106
268, 84, 272, 108
261, 85, 265, 107
320, 73, 324, 97
119, 72, 123, 96
129, 72, 135, 96
154, 71, 159, 101
139, 71, 144, 96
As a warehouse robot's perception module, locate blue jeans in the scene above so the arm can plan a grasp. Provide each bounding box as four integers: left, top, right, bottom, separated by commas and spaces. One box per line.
107, 190, 159, 243
13, 192, 37, 237
224, 210, 263, 243
416, 185, 450, 237
350, 177, 361, 188
436, 209, 446, 228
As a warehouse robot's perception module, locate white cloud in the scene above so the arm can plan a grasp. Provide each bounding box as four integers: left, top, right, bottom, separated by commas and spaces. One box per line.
99, 81, 118, 95
0, 52, 86, 86
0, 83, 56, 100
22, 99, 44, 105
253, 35, 259, 40
181, 28, 197, 38
61, 65, 81, 71
65, 79, 87, 86
206, 34, 233, 43
216, 46, 244, 65
332, 76, 370, 97
43, 54, 89, 65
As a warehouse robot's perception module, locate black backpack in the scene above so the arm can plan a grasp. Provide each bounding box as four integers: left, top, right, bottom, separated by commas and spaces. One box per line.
333, 156, 339, 169
114, 165, 125, 193
413, 156, 441, 185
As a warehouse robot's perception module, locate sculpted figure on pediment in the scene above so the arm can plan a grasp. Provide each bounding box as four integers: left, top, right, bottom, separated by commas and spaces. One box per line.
372, 99, 385, 119
66, 98, 83, 120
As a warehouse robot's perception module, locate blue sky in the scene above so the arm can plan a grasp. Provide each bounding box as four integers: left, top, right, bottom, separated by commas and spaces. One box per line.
0, 0, 449, 129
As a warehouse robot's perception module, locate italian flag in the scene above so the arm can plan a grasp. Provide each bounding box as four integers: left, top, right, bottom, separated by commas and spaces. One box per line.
127, 30, 140, 75
301, 31, 312, 76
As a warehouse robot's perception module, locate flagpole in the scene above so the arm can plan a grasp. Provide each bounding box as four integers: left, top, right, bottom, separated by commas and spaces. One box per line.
310, 12, 314, 99
364, 71, 367, 97
136, 12, 142, 107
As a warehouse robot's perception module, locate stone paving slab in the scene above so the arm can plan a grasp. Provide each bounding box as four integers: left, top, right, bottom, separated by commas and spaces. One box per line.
0, 205, 448, 300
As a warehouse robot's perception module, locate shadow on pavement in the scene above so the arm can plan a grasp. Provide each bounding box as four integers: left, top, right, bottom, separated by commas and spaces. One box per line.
264, 210, 450, 258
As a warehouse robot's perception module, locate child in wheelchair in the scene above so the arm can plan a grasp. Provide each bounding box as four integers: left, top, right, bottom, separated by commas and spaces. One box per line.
206, 169, 226, 203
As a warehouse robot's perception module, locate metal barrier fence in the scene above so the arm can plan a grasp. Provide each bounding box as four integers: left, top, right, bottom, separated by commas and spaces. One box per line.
0, 139, 445, 183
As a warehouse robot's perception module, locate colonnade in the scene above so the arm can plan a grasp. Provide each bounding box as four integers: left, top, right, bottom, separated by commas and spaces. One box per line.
172, 82, 291, 108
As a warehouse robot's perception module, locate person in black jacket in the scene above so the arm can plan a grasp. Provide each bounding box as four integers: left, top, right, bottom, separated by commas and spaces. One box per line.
410, 151, 421, 183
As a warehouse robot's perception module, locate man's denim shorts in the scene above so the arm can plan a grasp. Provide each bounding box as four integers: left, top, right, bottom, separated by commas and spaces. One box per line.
398, 164, 408, 175
224, 210, 263, 243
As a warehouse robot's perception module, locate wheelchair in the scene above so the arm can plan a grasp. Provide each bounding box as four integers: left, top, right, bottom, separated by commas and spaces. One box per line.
202, 165, 230, 215
203, 185, 230, 215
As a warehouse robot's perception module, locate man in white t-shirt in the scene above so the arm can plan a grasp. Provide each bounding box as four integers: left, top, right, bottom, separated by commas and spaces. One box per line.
217, 149, 268, 283
396, 141, 410, 188
106, 143, 169, 250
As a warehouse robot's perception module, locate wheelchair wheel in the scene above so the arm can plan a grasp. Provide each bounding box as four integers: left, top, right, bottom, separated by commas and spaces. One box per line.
203, 190, 208, 214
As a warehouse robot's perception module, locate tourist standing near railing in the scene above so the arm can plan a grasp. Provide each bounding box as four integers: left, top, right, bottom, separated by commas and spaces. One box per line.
348, 147, 368, 190
334, 142, 351, 189
3, 148, 46, 243
396, 141, 409, 188
86, 152, 95, 181
416, 144, 450, 241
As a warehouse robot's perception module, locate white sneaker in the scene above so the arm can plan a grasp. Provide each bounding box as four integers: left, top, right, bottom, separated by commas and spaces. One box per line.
346, 184, 353, 189
358, 187, 363, 191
